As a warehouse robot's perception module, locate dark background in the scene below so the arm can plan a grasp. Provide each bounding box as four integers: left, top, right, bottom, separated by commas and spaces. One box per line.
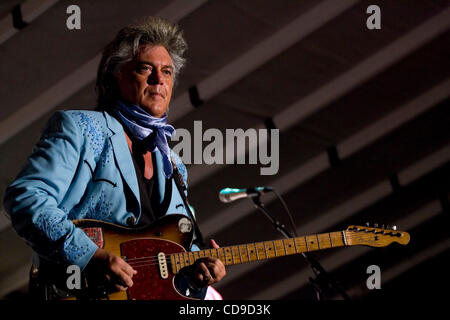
0, 0, 448, 300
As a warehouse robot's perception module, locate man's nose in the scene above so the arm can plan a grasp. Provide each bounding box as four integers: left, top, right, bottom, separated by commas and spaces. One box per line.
147, 69, 163, 85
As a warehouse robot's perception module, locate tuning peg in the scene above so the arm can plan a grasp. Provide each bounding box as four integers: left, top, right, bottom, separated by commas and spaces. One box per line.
392, 225, 397, 230
366, 222, 370, 227
374, 223, 379, 228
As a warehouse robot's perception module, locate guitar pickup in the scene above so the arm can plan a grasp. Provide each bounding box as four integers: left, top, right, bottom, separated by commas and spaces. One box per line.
158, 252, 168, 279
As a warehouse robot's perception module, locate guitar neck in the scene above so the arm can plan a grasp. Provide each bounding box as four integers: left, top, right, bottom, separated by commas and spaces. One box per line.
170, 231, 347, 274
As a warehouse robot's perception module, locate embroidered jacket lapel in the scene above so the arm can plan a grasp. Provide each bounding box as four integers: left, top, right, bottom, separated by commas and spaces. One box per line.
153, 150, 172, 213
103, 111, 141, 216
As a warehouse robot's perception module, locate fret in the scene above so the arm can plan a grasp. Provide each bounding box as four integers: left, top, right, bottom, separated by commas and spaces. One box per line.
255, 242, 266, 260
273, 240, 285, 257
174, 253, 181, 273
182, 252, 189, 266
210, 248, 218, 259
305, 235, 319, 251
329, 232, 334, 247
231, 246, 241, 264
246, 244, 251, 262
265, 241, 276, 258
247, 243, 258, 261
295, 237, 307, 253
224, 247, 233, 265
170, 254, 176, 274
284, 238, 296, 255
318, 233, 332, 250
294, 238, 306, 253
293, 237, 298, 253
331, 231, 345, 247
188, 252, 195, 265
239, 245, 249, 263
316, 234, 320, 249
217, 247, 226, 263
193, 251, 200, 261
282, 239, 288, 255
342, 231, 347, 245
198, 250, 205, 258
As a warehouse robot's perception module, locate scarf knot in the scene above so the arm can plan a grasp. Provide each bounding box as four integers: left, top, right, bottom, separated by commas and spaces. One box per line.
112, 100, 175, 178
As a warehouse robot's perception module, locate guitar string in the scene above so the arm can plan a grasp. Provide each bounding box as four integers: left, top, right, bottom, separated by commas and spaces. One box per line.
124, 233, 400, 265
122, 233, 401, 269
124, 232, 393, 263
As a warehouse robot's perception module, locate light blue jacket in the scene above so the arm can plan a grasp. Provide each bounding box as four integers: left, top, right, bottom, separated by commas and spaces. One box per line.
3, 110, 193, 270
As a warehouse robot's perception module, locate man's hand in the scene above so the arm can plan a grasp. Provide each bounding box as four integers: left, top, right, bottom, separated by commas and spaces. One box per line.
191, 239, 226, 288
92, 248, 137, 291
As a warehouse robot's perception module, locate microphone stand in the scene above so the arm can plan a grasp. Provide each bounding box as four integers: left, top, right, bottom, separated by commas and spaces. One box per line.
251, 195, 351, 300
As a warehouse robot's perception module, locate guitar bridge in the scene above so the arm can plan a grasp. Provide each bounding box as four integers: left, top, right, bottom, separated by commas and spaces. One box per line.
158, 252, 168, 279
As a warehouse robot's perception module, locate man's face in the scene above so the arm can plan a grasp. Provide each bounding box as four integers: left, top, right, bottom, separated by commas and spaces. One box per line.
116, 45, 174, 118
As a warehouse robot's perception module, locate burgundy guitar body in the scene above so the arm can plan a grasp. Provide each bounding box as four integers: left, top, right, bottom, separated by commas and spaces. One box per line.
71, 214, 196, 300
121, 238, 189, 300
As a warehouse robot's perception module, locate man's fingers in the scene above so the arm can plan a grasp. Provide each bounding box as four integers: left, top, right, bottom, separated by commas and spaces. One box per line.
195, 261, 214, 285
117, 270, 134, 288
123, 262, 137, 277
209, 239, 220, 249
110, 259, 136, 288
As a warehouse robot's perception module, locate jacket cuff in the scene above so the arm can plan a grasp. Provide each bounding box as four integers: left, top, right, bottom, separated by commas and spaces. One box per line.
62, 227, 98, 271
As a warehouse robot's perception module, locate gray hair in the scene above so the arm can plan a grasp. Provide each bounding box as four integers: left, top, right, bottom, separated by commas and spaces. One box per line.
96, 16, 187, 108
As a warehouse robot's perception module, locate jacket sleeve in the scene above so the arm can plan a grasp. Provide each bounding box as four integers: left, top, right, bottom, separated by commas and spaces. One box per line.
3, 111, 98, 270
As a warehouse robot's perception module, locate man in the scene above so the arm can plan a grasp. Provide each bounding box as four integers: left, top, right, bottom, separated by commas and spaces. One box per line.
3, 16, 225, 300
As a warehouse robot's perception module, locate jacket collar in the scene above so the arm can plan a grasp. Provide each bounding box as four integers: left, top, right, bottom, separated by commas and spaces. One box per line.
102, 110, 172, 217
103, 111, 141, 218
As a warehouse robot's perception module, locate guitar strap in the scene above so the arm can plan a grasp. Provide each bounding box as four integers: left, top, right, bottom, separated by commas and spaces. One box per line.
171, 158, 205, 249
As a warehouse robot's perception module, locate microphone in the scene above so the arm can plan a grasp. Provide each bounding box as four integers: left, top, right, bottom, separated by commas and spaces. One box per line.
218, 187, 272, 203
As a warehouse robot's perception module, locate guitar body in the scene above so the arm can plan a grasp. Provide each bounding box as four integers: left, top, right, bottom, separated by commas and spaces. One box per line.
72, 214, 196, 300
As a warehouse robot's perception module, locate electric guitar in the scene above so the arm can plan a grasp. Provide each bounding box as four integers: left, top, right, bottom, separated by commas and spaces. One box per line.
55, 214, 410, 300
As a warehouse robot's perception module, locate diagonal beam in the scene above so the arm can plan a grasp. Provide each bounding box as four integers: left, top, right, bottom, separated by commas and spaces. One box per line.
0, 0, 208, 146
0, 0, 59, 45
169, 0, 361, 121
398, 144, 450, 186
329, 237, 450, 300
212, 142, 450, 291
200, 79, 450, 238
186, 7, 450, 187
273, 7, 450, 131
248, 199, 443, 299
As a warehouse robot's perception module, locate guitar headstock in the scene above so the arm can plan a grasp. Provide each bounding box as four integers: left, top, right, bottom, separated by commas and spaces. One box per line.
345, 225, 410, 247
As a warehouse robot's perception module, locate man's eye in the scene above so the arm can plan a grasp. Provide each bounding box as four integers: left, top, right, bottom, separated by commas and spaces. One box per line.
163, 69, 172, 76
137, 65, 151, 73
